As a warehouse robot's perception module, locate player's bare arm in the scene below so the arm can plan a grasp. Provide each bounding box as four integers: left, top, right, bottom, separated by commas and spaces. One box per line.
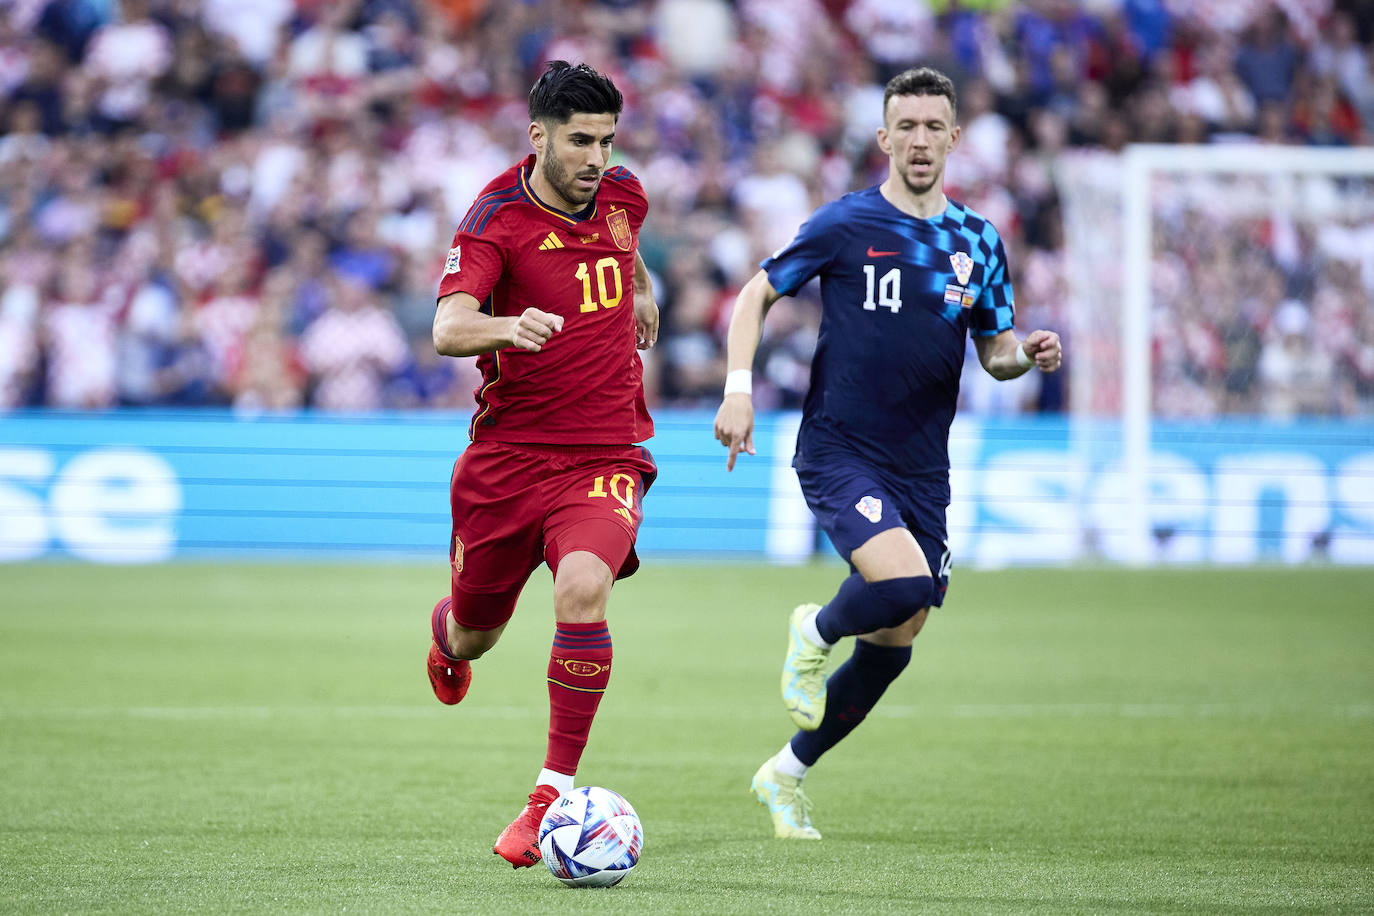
433, 291, 564, 357
713, 269, 783, 471
975, 328, 1062, 380
632, 252, 659, 350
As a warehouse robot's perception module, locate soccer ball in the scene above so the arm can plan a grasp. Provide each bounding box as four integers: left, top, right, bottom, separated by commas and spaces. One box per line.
537, 786, 642, 887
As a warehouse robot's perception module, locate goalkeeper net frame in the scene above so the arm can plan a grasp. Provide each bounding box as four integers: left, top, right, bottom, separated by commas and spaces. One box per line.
1057, 144, 1374, 564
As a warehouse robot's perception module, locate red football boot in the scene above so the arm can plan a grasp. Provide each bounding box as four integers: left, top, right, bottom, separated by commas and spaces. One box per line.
426, 643, 471, 705
427, 597, 471, 705
493, 784, 561, 868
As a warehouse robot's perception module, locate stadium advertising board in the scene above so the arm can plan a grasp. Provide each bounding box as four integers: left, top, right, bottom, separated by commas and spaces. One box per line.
1, 411, 1370, 565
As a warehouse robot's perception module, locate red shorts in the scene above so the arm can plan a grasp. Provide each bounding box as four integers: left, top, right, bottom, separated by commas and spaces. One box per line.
447, 441, 657, 630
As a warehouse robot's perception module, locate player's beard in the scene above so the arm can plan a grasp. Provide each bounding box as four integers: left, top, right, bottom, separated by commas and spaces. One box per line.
542, 155, 600, 209
900, 161, 941, 197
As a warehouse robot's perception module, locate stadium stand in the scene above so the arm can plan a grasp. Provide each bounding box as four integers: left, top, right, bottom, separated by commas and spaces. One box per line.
0, 0, 1370, 416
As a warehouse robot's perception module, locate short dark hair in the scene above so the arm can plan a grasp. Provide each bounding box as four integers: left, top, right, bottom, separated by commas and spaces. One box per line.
527, 60, 624, 124
882, 67, 957, 121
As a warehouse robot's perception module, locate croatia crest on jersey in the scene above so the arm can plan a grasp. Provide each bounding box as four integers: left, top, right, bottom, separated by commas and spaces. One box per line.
607, 207, 633, 251
854, 495, 883, 523
950, 251, 973, 285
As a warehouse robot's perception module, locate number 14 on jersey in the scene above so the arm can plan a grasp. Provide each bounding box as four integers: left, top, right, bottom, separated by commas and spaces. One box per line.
862, 264, 902, 313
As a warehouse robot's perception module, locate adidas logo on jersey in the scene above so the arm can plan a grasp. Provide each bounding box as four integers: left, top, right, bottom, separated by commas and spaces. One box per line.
538, 232, 565, 251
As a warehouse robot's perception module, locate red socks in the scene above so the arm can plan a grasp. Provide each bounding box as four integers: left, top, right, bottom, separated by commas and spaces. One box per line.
544, 621, 613, 776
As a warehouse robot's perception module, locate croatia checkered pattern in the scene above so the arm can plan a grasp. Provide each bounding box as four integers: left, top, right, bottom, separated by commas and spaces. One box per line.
761, 185, 1019, 476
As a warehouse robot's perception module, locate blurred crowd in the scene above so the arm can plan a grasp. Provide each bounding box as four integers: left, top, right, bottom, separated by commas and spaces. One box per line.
1149, 177, 1374, 420
0, 0, 1371, 418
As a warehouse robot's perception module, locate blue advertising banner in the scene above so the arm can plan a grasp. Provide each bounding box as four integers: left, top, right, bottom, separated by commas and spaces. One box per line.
1, 410, 1371, 565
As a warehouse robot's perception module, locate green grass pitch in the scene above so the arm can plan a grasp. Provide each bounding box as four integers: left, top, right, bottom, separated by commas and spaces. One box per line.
1, 562, 1371, 914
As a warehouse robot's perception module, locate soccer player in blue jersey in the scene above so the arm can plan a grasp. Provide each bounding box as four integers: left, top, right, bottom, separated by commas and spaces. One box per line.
713, 66, 1062, 840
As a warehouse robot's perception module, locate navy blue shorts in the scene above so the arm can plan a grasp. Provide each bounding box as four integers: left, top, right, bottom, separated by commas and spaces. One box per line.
794, 454, 951, 607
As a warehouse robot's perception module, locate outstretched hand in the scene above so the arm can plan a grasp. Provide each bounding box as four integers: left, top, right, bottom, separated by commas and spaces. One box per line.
713, 394, 755, 471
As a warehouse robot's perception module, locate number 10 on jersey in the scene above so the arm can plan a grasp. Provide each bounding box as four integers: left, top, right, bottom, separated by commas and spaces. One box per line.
862, 264, 902, 313
576, 257, 624, 312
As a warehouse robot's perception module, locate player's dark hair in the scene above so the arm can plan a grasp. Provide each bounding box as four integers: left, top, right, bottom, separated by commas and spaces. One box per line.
527, 60, 623, 124
882, 67, 957, 121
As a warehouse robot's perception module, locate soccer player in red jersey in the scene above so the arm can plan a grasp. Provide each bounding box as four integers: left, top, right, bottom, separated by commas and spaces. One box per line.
424, 60, 658, 868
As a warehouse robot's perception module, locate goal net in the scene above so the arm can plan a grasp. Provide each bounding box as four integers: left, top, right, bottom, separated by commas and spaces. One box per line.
1056, 144, 1374, 565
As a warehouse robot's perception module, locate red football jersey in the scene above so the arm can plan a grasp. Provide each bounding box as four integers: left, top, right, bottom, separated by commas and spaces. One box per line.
438, 154, 653, 445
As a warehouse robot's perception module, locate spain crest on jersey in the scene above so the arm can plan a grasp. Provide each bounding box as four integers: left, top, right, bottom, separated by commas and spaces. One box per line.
607, 207, 633, 251
950, 250, 973, 285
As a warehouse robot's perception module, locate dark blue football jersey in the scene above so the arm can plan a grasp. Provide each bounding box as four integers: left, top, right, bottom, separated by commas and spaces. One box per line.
762, 186, 1015, 481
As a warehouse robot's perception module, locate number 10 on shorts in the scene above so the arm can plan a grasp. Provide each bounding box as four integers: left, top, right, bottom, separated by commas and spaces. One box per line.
588, 474, 636, 522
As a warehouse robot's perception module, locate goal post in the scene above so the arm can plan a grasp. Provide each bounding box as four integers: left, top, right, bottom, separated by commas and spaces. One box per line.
1059, 144, 1374, 566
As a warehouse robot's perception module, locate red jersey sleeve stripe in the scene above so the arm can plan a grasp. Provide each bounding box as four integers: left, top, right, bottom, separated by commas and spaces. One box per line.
457, 187, 513, 233
458, 186, 523, 234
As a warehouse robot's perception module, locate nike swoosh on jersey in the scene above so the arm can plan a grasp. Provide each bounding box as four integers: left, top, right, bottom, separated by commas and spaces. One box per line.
866, 246, 900, 257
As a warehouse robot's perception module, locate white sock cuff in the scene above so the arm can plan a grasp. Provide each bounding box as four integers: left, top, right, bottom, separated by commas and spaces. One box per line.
536, 768, 575, 796
775, 742, 809, 780
801, 609, 833, 650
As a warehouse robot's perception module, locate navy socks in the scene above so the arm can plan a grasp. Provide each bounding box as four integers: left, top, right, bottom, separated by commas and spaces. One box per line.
791, 639, 912, 766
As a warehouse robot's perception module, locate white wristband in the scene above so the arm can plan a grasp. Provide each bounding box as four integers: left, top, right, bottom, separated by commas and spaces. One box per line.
1015, 345, 1034, 369
723, 369, 753, 396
